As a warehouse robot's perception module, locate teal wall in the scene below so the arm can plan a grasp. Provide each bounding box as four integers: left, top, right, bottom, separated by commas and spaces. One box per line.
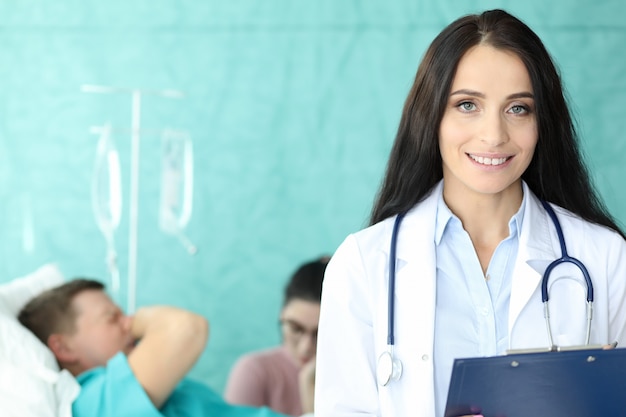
1, 1, 625, 393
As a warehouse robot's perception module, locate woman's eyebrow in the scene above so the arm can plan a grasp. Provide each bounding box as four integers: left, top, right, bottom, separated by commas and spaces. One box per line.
449, 89, 534, 100
507, 92, 534, 100
450, 89, 485, 98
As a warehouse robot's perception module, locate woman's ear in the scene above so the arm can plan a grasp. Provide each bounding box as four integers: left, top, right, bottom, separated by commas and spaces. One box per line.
47, 333, 77, 363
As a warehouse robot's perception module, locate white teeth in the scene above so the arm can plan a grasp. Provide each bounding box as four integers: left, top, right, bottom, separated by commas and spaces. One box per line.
469, 154, 508, 166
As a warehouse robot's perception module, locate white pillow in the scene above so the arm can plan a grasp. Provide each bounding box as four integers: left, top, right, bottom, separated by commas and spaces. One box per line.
0, 264, 65, 317
0, 264, 80, 417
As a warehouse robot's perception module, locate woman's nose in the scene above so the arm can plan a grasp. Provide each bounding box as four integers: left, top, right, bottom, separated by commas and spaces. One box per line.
479, 111, 508, 147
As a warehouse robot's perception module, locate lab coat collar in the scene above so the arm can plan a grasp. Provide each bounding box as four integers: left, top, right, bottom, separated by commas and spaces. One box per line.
390, 181, 442, 263
509, 182, 560, 330
518, 182, 557, 262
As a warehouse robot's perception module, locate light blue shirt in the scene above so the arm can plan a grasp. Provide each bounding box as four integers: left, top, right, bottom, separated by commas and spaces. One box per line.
433, 192, 525, 417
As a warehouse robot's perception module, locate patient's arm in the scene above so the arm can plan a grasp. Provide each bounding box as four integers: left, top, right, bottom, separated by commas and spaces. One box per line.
127, 306, 209, 409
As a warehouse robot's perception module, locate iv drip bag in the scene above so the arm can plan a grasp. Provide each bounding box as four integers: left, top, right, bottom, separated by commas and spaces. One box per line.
159, 129, 196, 254
91, 124, 122, 294
92, 124, 122, 235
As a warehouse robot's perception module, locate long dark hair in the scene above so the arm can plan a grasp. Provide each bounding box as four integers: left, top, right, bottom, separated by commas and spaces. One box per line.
369, 9, 624, 238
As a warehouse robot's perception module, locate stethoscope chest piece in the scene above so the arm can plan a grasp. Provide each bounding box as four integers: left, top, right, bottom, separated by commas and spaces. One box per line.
377, 350, 402, 386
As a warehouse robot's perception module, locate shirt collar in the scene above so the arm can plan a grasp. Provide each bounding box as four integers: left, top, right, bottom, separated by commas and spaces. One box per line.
434, 183, 527, 245
434, 190, 454, 245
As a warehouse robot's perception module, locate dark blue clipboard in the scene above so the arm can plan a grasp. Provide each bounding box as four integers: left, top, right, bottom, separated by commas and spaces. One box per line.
444, 348, 626, 417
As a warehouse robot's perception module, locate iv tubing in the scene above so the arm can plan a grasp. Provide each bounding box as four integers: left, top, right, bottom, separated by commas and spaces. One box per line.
127, 90, 140, 313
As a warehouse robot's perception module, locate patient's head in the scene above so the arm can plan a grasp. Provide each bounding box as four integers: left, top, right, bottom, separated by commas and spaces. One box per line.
280, 256, 329, 367
18, 278, 135, 376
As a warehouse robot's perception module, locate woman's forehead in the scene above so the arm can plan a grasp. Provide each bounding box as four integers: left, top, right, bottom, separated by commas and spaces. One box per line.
451, 45, 532, 94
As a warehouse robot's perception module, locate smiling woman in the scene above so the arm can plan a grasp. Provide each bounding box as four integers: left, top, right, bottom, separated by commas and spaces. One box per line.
314, 8, 626, 417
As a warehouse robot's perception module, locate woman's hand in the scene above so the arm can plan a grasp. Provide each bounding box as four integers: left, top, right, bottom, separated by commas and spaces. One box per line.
298, 357, 316, 413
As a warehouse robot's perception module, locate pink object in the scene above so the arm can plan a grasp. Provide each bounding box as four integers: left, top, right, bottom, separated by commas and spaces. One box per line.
224, 346, 303, 416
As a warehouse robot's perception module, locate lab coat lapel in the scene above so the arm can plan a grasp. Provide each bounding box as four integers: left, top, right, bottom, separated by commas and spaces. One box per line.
393, 192, 438, 346
385, 184, 440, 416
508, 185, 558, 334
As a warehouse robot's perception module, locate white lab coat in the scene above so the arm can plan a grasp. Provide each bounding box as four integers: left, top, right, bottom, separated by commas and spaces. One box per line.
315, 181, 626, 417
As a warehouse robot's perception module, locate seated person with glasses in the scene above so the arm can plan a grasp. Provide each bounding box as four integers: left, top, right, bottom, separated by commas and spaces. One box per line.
225, 257, 329, 417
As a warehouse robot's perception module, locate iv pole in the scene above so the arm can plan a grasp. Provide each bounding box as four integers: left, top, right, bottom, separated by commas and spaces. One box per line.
82, 84, 184, 313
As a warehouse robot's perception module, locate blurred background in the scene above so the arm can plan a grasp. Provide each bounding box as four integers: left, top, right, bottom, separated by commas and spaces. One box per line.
1, 0, 625, 393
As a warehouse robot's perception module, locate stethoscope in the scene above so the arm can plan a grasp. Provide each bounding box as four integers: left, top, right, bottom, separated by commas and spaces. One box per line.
376, 200, 594, 386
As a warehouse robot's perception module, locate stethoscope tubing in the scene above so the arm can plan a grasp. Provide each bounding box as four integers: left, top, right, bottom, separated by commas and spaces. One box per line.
539, 200, 594, 346
539, 200, 594, 303
387, 211, 406, 346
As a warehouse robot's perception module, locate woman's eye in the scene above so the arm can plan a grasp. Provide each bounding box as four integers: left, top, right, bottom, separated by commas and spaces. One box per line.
458, 101, 476, 112
509, 105, 528, 115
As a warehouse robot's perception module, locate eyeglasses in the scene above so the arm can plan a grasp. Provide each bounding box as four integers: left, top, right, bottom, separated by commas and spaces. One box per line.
280, 318, 318, 344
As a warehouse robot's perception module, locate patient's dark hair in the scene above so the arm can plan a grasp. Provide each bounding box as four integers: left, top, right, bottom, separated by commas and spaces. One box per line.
282, 256, 330, 307
18, 278, 104, 345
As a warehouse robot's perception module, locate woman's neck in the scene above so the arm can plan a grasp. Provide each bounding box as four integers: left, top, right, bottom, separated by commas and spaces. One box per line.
442, 181, 523, 273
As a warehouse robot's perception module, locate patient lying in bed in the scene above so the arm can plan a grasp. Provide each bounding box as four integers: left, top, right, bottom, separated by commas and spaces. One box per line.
15, 274, 299, 417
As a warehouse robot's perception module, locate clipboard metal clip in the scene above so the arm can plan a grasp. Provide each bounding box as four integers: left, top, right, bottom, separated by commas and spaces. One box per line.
506, 341, 617, 355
